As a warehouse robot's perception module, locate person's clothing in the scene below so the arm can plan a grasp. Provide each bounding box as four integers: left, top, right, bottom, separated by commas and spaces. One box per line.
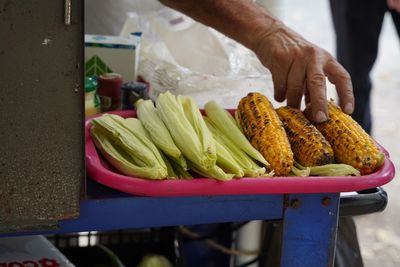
334, 217, 364, 267
330, 0, 400, 134
330, 1, 400, 267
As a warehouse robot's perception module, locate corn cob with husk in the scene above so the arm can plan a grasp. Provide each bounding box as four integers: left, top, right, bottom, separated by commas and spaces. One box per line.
92, 114, 167, 173
276, 106, 334, 167
304, 100, 385, 174
237, 92, 294, 176
136, 99, 187, 170
90, 124, 167, 179
155, 92, 235, 180
156, 91, 216, 170
179, 95, 217, 165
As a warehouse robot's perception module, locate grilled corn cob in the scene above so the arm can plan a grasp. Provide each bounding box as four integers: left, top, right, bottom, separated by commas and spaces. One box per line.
304, 100, 385, 174
276, 106, 334, 167
237, 92, 294, 176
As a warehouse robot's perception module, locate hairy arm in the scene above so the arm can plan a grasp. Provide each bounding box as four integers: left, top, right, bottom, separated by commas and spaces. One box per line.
159, 0, 280, 51
159, 0, 354, 122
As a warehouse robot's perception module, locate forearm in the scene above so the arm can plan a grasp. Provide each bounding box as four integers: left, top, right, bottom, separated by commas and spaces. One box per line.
160, 0, 354, 121
159, 0, 283, 51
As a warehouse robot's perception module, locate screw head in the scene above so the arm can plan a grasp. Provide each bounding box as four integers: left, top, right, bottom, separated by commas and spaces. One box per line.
322, 197, 332, 206
290, 199, 301, 208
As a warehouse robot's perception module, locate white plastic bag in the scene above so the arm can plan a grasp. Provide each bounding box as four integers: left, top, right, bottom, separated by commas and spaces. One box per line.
121, 8, 275, 108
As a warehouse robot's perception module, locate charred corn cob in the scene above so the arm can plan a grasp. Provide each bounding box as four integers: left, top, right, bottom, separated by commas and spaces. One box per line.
237, 92, 294, 176
276, 106, 334, 167
304, 101, 385, 174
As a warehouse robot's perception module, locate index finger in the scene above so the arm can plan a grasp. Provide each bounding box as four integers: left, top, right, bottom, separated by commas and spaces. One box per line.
306, 62, 328, 123
325, 60, 354, 114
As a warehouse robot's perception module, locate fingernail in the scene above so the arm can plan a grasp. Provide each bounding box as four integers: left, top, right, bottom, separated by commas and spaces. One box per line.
316, 111, 327, 122
344, 103, 354, 114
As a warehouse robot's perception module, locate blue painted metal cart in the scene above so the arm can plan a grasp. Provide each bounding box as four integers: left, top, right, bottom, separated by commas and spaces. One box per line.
0, 185, 341, 267
2, 132, 395, 266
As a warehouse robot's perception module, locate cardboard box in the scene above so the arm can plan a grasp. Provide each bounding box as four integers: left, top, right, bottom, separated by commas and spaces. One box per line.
0, 235, 75, 267
85, 34, 141, 82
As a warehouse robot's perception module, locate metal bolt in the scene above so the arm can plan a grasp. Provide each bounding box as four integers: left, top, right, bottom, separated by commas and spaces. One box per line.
290, 199, 301, 209
322, 197, 332, 207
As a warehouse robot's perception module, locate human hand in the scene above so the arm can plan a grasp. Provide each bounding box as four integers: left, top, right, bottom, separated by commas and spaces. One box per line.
387, 0, 400, 12
254, 24, 354, 122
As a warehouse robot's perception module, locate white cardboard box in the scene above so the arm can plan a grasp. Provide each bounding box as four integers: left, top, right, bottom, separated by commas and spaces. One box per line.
85, 34, 141, 82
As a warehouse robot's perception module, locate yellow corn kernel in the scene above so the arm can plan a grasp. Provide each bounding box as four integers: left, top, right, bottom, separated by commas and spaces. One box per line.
276, 106, 334, 167
304, 100, 384, 174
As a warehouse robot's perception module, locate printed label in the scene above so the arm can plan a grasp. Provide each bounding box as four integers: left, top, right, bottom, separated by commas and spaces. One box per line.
0, 258, 60, 267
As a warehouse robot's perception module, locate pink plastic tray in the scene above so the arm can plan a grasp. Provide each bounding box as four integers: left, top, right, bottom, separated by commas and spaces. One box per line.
85, 110, 395, 197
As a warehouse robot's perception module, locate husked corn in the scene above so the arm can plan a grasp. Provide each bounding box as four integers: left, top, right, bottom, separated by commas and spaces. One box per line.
276, 106, 334, 167
237, 92, 294, 176
304, 101, 384, 174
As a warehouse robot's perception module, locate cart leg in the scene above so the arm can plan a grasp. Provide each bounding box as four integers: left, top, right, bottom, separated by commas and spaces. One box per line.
280, 193, 339, 267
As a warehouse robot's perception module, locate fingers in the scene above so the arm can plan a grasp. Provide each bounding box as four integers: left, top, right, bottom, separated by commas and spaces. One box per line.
286, 59, 306, 108
272, 73, 287, 102
306, 61, 328, 122
387, 0, 400, 12
325, 60, 354, 114
255, 28, 350, 119
271, 60, 291, 103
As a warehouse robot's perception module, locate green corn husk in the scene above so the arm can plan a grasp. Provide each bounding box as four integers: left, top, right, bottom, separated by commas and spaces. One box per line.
204, 100, 269, 167
204, 117, 266, 177
91, 126, 165, 179
92, 115, 159, 168
294, 161, 360, 176
214, 141, 244, 177
138, 254, 173, 267
136, 99, 187, 170
125, 117, 151, 138
310, 164, 361, 176
179, 95, 217, 165
188, 161, 234, 181
170, 159, 193, 179
110, 115, 167, 170
160, 152, 177, 179
156, 91, 215, 170
125, 118, 180, 179
290, 164, 311, 177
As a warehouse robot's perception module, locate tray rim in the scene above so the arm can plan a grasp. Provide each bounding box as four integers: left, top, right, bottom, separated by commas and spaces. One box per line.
85, 110, 396, 197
